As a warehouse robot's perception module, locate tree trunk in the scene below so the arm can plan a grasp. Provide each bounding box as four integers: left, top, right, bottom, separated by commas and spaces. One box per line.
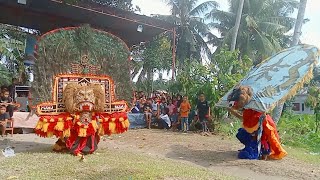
230, 0, 244, 51
273, 0, 308, 124
291, 0, 308, 46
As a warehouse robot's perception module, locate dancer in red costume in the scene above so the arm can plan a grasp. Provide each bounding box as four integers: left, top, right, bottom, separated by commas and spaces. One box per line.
35, 55, 129, 156
228, 86, 287, 160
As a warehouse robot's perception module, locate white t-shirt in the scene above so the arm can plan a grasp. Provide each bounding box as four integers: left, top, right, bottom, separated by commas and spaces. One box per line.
160, 114, 171, 127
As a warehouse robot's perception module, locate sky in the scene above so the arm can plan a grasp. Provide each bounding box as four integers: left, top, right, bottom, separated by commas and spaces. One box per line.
132, 0, 320, 48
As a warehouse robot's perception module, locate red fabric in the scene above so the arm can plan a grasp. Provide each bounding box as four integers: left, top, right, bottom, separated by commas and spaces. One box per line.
65, 129, 100, 155
242, 109, 287, 159
35, 112, 128, 155
242, 109, 262, 128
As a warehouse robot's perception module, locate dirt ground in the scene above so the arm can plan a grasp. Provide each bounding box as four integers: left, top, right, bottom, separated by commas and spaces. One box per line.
1, 129, 319, 180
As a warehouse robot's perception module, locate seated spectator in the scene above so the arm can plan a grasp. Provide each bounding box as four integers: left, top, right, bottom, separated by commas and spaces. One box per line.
0, 105, 10, 137
159, 107, 171, 129
0, 89, 14, 118
159, 98, 167, 115
131, 100, 141, 113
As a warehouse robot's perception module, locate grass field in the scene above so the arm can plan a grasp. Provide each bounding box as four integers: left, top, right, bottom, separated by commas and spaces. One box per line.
0, 147, 232, 180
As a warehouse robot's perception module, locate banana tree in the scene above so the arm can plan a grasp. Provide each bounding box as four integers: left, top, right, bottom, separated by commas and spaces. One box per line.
0, 26, 28, 84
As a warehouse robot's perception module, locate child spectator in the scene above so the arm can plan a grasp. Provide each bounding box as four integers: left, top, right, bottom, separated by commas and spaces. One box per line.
196, 93, 210, 135
0, 105, 10, 137
179, 95, 191, 133
143, 98, 153, 129
0, 90, 14, 118
167, 99, 177, 124
152, 97, 159, 117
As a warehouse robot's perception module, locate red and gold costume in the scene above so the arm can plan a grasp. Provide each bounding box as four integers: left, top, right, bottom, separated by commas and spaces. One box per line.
242, 109, 287, 160
35, 55, 129, 155
228, 86, 287, 160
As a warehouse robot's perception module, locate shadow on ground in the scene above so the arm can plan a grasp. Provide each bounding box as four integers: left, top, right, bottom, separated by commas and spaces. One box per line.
0, 138, 52, 153
166, 144, 238, 167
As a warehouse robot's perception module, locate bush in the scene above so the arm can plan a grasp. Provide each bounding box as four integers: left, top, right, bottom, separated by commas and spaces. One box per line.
278, 113, 320, 153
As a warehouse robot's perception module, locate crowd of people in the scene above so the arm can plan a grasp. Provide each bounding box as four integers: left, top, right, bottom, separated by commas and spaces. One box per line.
131, 91, 211, 135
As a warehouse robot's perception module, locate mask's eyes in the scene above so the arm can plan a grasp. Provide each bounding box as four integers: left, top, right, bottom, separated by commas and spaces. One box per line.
229, 101, 235, 107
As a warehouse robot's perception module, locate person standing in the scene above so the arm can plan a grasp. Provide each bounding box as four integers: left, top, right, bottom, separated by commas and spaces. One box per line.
196, 93, 210, 135
179, 96, 191, 133
143, 98, 153, 129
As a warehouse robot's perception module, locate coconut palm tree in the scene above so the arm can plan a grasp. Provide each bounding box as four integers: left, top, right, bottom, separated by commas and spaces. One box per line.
207, 0, 299, 64
291, 0, 307, 46
230, 0, 245, 51
273, 0, 308, 124
154, 0, 219, 66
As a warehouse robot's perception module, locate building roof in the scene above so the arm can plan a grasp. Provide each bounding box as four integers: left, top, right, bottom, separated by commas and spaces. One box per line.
0, 0, 175, 46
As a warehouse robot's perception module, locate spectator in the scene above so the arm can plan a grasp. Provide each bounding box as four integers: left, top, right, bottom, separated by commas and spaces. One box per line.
0, 90, 14, 118
152, 97, 159, 118
179, 95, 191, 133
131, 99, 141, 113
176, 95, 183, 109
0, 105, 9, 137
159, 107, 171, 129
196, 93, 211, 135
159, 98, 167, 116
167, 99, 177, 124
143, 98, 153, 129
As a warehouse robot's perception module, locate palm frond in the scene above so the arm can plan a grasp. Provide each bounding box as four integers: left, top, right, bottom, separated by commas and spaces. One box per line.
257, 21, 287, 35
189, 1, 219, 16
151, 14, 181, 24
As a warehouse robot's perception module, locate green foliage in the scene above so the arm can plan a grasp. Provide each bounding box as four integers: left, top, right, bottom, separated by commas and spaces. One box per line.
0, 24, 28, 84
278, 113, 320, 153
62, 0, 139, 12
156, 0, 219, 64
0, 63, 12, 86
305, 86, 320, 109
32, 25, 132, 103
132, 35, 172, 94
142, 36, 172, 71
305, 86, 320, 132
171, 48, 252, 118
207, 0, 298, 63
216, 119, 242, 137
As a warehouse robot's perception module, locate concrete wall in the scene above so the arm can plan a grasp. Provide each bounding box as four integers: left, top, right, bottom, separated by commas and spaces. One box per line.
292, 95, 314, 114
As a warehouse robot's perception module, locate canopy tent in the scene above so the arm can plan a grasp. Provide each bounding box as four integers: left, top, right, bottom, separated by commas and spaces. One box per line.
0, 0, 175, 46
